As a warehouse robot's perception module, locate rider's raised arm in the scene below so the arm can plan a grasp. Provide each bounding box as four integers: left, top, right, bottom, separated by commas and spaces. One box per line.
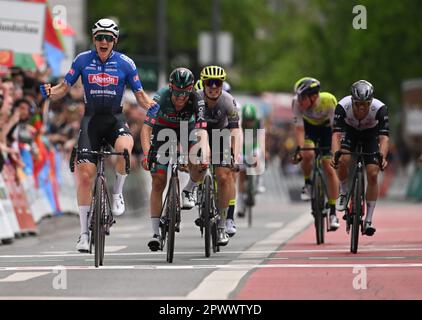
51, 51, 87, 101
134, 90, 157, 112
49, 82, 71, 101
119, 53, 157, 112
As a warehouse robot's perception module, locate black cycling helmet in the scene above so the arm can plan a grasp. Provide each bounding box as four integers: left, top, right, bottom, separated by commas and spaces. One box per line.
169, 67, 195, 89
294, 77, 321, 98
351, 80, 374, 103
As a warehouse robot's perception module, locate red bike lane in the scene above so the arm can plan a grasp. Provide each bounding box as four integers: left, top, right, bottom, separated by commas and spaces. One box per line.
235, 203, 422, 300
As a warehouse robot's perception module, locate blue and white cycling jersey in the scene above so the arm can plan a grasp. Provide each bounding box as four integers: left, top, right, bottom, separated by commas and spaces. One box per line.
64, 50, 142, 115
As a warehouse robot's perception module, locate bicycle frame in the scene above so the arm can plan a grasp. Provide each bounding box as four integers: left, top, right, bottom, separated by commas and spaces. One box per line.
296, 146, 330, 245
335, 144, 382, 254
69, 142, 130, 267
197, 165, 219, 257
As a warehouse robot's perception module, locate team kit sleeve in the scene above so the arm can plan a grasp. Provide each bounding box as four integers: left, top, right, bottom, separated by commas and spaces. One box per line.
327, 93, 338, 127
332, 104, 347, 133
227, 97, 240, 129
376, 105, 390, 136
121, 54, 143, 92
64, 54, 83, 86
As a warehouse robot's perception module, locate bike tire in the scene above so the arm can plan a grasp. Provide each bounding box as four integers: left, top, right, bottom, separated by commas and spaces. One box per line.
313, 173, 325, 245
94, 178, 106, 267
203, 175, 212, 258
166, 177, 178, 263
351, 171, 363, 254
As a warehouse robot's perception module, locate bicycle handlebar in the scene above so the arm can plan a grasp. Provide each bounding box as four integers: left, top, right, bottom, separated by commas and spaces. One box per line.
69, 147, 130, 174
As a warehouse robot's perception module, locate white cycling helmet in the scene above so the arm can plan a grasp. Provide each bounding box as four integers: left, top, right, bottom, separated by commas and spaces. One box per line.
92, 18, 119, 38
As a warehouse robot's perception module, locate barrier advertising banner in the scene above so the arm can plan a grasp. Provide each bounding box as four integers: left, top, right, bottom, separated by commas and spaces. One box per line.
0, 1, 46, 54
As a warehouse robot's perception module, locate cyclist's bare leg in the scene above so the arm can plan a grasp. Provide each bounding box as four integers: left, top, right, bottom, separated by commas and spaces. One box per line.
114, 135, 134, 175
227, 171, 237, 212
322, 158, 339, 203
150, 173, 167, 219
227, 170, 238, 218
150, 173, 167, 235
215, 167, 232, 222
76, 163, 97, 205
76, 162, 97, 234
336, 151, 352, 195
365, 164, 379, 223
300, 149, 314, 180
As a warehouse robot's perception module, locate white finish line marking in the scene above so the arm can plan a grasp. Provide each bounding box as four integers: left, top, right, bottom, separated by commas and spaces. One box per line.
2, 247, 422, 260
0, 272, 50, 282
0, 263, 422, 272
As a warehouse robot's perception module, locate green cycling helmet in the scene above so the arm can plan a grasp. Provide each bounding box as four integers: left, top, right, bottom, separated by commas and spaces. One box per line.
169, 67, 195, 89
242, 103, 258, 120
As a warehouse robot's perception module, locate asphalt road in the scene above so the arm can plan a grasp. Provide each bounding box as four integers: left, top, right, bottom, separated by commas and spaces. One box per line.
0, 194, 311, 299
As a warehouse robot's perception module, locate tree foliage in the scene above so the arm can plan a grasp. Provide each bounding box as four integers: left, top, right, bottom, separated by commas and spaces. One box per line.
87, 0, 422, 115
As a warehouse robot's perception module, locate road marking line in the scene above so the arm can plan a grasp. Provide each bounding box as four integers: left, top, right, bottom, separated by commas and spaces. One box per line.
264, 222, 284, 229
1, 263, 421, 272
1, 247, 422, 260
0, 272, 50, 282
186, 212, 313, 299
105, 246, 127, 253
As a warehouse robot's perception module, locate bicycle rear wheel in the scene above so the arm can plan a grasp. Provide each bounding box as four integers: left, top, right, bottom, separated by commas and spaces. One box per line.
166, 177, 178, 263
351, 171, 364, 254
203, 175, 212, 258
313, 173, 325, 245
94, 178, 106, 267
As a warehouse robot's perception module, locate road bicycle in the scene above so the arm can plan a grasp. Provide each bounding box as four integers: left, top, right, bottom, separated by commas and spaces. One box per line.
70, 141, 130, 267
293, 145, 331, 245
333, 144, 382, 254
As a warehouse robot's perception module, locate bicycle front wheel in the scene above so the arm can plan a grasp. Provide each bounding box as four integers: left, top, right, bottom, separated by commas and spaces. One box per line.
351, 171, 364, 254
166, 177, 178, 263
203, 175, 212, 258
94, 178, 106, 267
313, 173, 325, 245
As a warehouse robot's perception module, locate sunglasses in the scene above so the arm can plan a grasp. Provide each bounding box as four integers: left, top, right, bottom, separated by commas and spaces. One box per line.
171, 85, 193, 97
352, 101, 371, 108
204, 79, 223, 88
94, 34, 115, 42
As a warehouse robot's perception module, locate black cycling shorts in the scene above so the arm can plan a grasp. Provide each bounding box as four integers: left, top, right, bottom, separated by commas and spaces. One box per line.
76, 113, 132, 165
303, 120, 332, 157
340, 127, 380, 165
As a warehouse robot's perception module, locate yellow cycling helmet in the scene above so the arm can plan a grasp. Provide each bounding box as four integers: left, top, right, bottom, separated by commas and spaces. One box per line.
200, 65, 227, 81
194, 79, 204, 91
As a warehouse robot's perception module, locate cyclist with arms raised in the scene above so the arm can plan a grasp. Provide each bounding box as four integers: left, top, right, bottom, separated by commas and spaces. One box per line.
331, 80, 389, 236
40, 18, 159, 252
292, 77, 340, 230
